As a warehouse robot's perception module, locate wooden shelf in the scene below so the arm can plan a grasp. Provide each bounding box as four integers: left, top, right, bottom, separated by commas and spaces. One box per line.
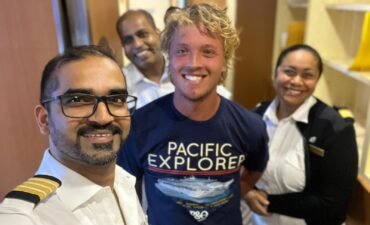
326, 3, 370, 12
288, 0, 308, 9
355, 122, 366, 165
358, 174, 370, 193
323, 58, 370, 86
288, 3, 308, 9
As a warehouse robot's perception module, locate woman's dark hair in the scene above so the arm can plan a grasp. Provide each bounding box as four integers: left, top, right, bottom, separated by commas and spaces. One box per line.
275, 44, 323, 76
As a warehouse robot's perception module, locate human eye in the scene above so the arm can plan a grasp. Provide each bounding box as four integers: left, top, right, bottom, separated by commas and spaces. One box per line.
137, 30, 149, 39
107, 95, 127, 105
301, 72, 314, 80
123, 36, 133, 45
62, 94, 94, 106
173, 47, 188, 56
202, 48, 216, 57
283, 68, 296, 76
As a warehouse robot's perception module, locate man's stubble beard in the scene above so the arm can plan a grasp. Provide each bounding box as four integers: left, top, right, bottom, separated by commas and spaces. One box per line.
49, 119, 125, 166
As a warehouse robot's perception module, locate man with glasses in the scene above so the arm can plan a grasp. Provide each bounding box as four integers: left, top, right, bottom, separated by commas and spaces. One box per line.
0, 45, 147, 225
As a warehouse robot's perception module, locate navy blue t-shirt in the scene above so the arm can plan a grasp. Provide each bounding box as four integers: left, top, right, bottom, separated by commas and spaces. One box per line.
118, 93, 268, 225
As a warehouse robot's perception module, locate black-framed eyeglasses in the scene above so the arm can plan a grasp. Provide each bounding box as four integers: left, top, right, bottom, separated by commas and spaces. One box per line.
41, 93, 137, 118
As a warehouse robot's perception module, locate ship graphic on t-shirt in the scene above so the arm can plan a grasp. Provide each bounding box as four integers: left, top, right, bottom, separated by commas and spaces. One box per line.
155, 177, 234, 203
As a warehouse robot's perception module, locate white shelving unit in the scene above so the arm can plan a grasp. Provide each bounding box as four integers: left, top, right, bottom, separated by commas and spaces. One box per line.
288, 3, 308, 8
324, 58, 370, 86
326, 3, 370, 11
272, 0, 307, 66
287, 0, 308, 8
361, 103, 370, 185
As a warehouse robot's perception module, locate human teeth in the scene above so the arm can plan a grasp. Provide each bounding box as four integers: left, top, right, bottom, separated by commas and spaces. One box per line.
136, 50, 149, 57
184, 75, 202, 81
84, 133, 112, 137
287, 89, 301, 95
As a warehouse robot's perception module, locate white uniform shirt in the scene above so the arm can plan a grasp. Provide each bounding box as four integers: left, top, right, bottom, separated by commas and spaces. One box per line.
244, 96, 316, 225
0, 150, 147, 225
123, 62, 174, 109
123, 60, 232, 109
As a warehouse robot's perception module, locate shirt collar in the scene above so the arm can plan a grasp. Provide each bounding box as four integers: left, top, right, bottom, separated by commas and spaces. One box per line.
124, 57, 170, 86
36, 150, 135, 211
263, 96, 317, 124
124, 63, 145, 86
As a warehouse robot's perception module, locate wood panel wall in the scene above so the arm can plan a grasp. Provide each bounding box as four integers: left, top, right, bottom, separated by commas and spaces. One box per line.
233, 0, 276, 109
346, 176, 370, 225
0, 1, 59, 199
190, 0, 226, 7
87, 0, 123, 66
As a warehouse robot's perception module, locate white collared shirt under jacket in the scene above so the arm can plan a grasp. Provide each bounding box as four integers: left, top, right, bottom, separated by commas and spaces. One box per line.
0, 150, 147, 225
244, 96, 317, 225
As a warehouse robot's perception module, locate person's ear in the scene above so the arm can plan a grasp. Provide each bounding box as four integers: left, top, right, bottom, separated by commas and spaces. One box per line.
272, 70, 278, 84
34, 104, 49, 135
219, 63, 228, 85
222, 63, 227, 73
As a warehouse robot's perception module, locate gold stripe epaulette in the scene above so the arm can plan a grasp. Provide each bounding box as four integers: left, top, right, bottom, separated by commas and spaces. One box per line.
5, 175, 61, 205
338, 108, 354, 120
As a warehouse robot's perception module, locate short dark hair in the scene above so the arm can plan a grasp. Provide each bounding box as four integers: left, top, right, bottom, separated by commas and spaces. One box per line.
164, 6, 181, 23
116, 9, 157, 39
40, 45, 117, 104
275, 44, 323, 76
166, 6, 180, 14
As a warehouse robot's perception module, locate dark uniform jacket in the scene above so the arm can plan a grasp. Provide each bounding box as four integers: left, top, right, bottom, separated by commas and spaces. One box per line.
254, 99, 358, 225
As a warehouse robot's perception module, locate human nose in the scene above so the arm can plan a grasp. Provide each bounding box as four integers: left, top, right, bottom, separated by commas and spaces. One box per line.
188, 52, 201, 68
88, 101, 114, 125
132, 36, 144, 48
290, 74, 303, 85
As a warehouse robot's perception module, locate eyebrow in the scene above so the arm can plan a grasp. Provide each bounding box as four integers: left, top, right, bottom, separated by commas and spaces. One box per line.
63, 89, 92, 95
173, 43, 218, 49
202, 44, 218, 49
282, 65, 312, 70
123, 29, 147, 38
109, 89, 128, 95
63, 88, 128, 95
